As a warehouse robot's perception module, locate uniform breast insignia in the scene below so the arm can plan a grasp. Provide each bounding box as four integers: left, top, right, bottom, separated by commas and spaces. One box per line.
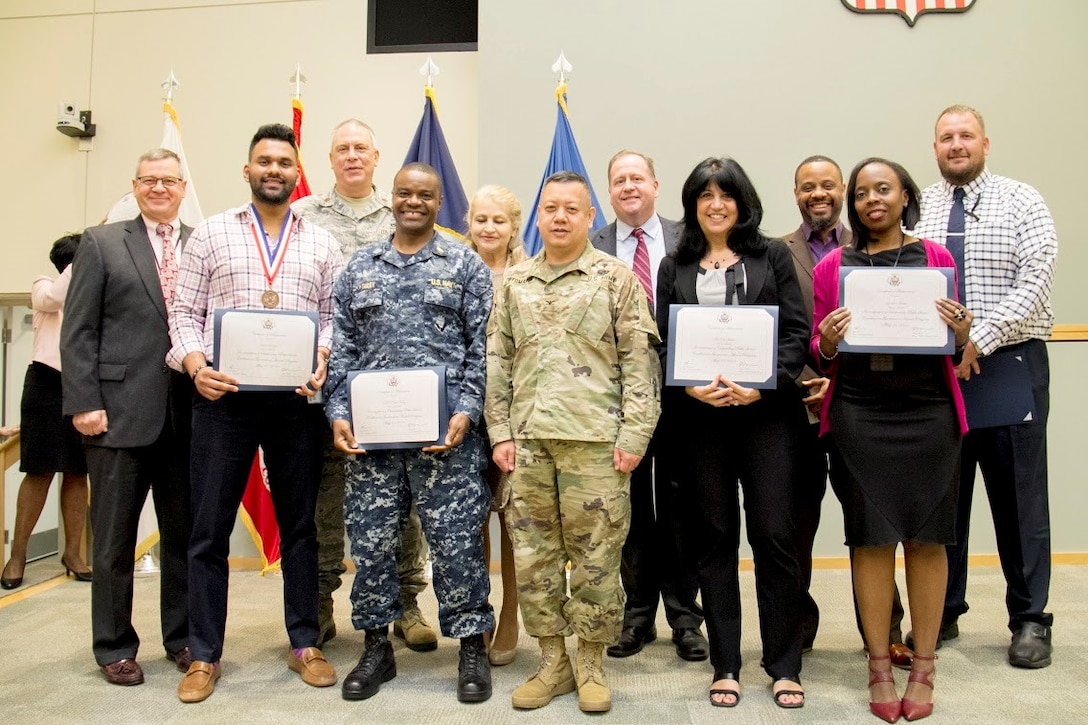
434, 315, 447, 332
567, 355, 592, 378
358, 281, 377, 291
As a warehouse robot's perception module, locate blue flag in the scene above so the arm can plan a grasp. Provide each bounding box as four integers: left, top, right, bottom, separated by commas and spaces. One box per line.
523, 84, 607, 256
403, 88, 470, 238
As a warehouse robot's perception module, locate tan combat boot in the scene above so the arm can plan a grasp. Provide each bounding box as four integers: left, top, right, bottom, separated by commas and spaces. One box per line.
575, 639, 611, 712
392, 604, 438, 652
511, 635, 576, 709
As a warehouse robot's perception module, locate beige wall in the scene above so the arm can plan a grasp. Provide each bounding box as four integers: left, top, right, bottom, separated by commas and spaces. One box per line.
0, 0, 478, 290
479, 0, 1086, 323
2, 0, 1085, 560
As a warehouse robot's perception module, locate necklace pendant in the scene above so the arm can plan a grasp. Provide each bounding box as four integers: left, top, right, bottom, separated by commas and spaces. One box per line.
261, 289, 280, 309
714, 261, 721, 269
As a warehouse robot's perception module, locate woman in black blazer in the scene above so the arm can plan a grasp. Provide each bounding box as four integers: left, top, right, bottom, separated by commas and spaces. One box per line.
657, 157, 810, 709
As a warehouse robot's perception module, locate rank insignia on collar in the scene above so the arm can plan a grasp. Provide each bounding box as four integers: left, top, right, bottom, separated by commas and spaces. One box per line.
840, 0, 976, 27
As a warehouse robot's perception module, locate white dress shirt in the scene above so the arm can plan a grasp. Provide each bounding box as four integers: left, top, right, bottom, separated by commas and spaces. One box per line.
616, 213, 667, 313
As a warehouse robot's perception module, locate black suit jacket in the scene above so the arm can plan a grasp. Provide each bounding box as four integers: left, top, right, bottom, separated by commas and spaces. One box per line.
62, 215, 193, 449
590, 216, 683, 256
656, 238, 809, 397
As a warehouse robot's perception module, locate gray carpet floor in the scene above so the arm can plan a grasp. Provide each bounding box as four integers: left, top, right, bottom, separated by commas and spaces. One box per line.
2, 558, 1086, 724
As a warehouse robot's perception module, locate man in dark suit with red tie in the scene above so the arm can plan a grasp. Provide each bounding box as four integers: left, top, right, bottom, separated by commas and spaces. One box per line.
62, 148, 194, 686
590, 150, 707, 662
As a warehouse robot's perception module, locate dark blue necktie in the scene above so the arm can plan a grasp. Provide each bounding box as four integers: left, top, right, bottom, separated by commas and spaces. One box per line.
946, 187, 967, 304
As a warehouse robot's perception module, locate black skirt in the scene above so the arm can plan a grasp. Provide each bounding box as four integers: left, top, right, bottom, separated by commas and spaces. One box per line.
19, 362, 87, 476
828, 351, 960, 547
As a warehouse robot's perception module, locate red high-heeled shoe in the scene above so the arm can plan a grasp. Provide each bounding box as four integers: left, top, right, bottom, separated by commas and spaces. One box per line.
868, 653, 902, 723
901, 653, 936, 721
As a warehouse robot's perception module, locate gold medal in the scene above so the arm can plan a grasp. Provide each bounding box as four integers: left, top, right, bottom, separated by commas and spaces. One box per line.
261, 289, 280, 309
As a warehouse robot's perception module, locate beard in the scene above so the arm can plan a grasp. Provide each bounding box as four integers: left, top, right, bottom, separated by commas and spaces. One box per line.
250, 175, 296, 205
939, 156, 985, 187
807, 215, 836, 233
805, 205, 841, 233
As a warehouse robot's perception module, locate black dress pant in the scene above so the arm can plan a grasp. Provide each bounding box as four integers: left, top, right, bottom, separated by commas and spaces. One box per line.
679, 397, 805, 681
86, 374, 191, 666
944, 339, 1052, 631
619, 436, 702, 632
188, 392, 324, 663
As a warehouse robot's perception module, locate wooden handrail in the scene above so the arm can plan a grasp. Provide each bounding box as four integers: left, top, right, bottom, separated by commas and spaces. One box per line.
1050, 324, 1088, 342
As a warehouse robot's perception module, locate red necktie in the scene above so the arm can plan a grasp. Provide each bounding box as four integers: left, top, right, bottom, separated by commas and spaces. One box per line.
631, 227, 654, 311
157, 223, 179, 308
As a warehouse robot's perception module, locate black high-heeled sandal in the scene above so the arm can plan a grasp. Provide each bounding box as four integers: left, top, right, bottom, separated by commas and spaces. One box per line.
773, 676, 805, 709
709, 672, 740, 707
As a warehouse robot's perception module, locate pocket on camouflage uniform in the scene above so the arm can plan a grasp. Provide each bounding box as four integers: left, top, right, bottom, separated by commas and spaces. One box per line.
563, 284, 611, 346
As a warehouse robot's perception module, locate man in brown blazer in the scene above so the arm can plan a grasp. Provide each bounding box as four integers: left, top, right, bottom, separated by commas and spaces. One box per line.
783, 155, 854, 643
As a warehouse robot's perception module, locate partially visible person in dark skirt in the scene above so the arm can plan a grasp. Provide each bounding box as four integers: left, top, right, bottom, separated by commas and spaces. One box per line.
2, 233, 91, 590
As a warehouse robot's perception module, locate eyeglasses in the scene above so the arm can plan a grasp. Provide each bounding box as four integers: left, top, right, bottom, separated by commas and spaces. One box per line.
136, 176, 183, 188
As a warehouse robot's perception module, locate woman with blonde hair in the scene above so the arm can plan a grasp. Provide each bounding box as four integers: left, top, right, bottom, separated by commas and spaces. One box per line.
465, 185, 527, 665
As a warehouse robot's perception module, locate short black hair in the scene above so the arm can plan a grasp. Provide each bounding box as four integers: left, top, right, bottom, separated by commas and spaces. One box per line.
794, 155, 843, 187
676, 157, 766, 265
543, 170, 590, 191
846, 157, 922, 251
396, 162, 442, 190
49, 233, 81, 273
249, 123, 298, 157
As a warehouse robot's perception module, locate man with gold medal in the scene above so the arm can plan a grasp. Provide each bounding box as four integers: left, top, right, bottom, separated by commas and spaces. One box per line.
167, 123, 343, 703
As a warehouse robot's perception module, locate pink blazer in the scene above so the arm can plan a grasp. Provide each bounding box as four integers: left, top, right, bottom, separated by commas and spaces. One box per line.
810, 240, 969, 437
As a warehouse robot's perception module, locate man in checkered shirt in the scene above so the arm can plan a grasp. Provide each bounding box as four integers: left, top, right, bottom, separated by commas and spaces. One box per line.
911, 104, 1058, 670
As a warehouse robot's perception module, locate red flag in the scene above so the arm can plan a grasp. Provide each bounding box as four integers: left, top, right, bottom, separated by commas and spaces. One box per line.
238, 449, 281, 573
289, 97, 312, 202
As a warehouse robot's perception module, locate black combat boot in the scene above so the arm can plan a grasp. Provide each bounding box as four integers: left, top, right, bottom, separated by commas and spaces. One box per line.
457, 633, 492, 702
342, 626, 396, 701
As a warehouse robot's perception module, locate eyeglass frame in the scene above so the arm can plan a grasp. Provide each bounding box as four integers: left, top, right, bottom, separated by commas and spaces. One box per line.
135, 175, 184, 189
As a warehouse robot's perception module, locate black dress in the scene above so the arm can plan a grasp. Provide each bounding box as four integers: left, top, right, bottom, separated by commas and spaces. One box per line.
828, 243, 960, 547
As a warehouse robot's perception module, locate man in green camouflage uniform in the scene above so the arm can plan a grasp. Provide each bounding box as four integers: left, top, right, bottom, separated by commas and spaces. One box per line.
484, 171, 661, 713
291, 119, 435, 651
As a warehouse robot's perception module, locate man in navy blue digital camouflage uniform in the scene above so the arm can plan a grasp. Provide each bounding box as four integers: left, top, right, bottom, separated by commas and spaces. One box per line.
325, 163, 494, 704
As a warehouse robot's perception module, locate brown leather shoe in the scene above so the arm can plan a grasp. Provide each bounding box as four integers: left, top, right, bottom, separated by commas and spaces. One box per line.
178, 661, 221, 703
167, 646, 193, 673
889, 642, 914, 670
101, 658, 144, 686
288, 647, 337, 687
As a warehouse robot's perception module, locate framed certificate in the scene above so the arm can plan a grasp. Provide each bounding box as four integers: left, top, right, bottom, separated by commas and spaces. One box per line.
838, 267, 955, 354
212, 309, 319, 391
666, 304, 779, 389
348, 366, 449, 449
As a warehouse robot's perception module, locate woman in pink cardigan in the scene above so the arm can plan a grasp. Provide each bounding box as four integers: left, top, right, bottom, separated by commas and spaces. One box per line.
811, 159, 971, 723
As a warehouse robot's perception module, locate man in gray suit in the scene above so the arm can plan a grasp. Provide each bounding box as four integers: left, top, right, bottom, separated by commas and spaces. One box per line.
591, 150, 706, 662
62, 148, 194, 686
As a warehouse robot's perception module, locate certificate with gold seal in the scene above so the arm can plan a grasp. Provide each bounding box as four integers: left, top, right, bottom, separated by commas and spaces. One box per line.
838, 267, 955, 354
348, 367, 449, 449
212, 309, 318, 390
665, 304, 779, 388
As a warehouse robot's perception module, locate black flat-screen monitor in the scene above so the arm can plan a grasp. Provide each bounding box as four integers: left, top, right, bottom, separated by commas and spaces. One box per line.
367, 0, 478, 53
